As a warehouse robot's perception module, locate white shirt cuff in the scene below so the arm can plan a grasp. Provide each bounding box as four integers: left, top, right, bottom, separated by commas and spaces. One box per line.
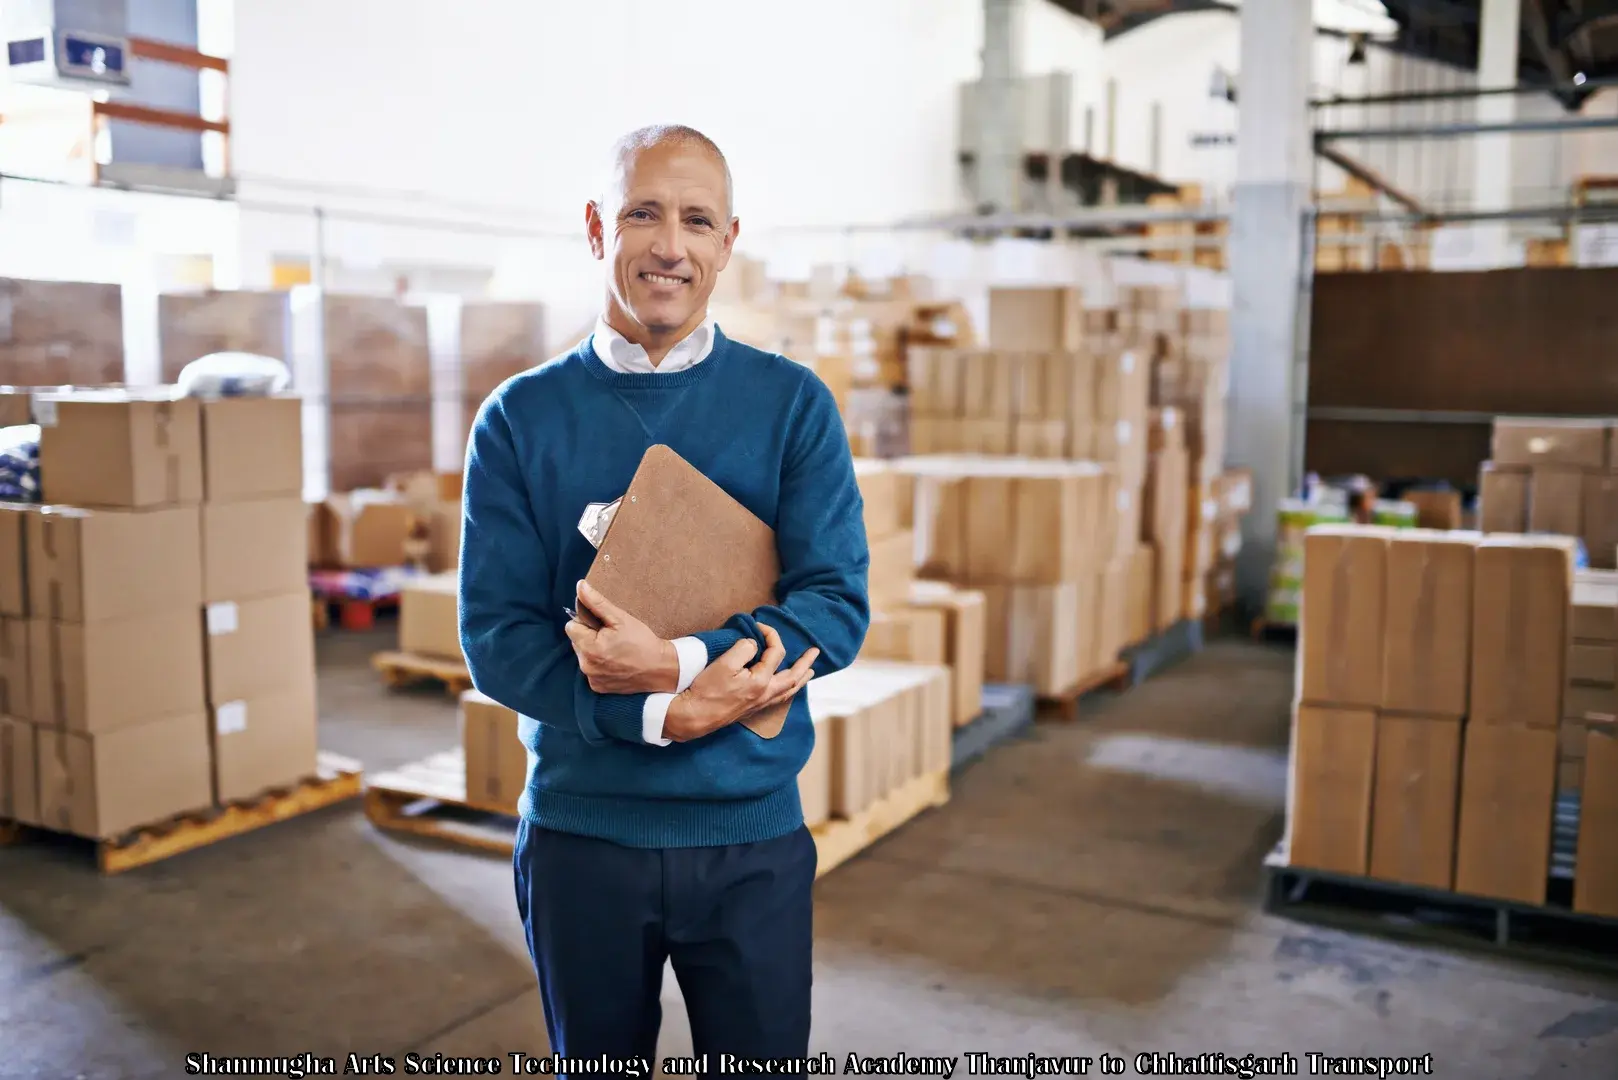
672, 635, 706, 693
642, 694, 674, 746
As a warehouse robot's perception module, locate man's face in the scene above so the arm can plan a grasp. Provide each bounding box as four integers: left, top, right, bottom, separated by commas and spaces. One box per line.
588, 141, 738, 338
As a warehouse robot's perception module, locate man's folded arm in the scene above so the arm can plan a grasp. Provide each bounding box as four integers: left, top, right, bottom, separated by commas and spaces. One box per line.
458, 395, 654, 746
692, 374, 871, 676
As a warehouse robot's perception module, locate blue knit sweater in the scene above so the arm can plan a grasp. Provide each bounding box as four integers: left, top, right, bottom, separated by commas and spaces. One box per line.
458, 328, 871, 848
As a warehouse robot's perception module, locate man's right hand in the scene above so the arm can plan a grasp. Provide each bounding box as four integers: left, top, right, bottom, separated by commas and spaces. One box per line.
661, 623, 819, 743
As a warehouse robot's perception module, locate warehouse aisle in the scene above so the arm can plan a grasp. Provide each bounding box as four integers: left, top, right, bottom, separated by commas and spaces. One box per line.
2, 634, 1616, 1078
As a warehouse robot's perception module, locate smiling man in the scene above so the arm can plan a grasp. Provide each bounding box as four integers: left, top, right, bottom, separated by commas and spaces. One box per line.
458, 125, 871, 1072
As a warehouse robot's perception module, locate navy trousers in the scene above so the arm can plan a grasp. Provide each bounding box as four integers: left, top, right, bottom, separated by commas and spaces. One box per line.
513, 819, 817, 1074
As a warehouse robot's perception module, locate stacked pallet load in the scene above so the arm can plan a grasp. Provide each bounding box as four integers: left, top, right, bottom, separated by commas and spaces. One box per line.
1287, 523, 1587, 909
853, 459, 986, 728
1479, 416, 1618, 568
1563, 573, 1618, 798
0, 388, 323, 841
894, 454, 1127, 699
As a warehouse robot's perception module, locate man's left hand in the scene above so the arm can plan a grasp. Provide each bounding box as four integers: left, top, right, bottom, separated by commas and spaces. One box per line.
564, 580, 680, 695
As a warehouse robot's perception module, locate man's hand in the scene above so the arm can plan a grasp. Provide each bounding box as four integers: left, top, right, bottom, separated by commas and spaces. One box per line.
563, 580, 680, 695
662, 623, 819, 743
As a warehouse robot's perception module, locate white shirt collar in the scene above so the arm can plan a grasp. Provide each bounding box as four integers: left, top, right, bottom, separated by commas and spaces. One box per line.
591, 315, 717, 375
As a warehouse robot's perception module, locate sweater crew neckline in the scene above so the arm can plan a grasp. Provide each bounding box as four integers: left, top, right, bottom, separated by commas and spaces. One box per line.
580, 325, 735, 389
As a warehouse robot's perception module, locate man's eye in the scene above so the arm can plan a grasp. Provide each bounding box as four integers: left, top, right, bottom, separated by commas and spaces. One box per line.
629, 209, 652, 220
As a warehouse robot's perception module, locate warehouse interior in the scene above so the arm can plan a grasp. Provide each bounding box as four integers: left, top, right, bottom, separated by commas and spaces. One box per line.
4, 0, 1618, 1075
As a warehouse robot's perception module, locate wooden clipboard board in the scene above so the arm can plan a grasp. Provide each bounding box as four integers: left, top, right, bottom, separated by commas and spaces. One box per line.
575, 444, 791, 738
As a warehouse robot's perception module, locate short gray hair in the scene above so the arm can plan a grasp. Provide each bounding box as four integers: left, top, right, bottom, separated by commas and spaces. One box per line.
603, 124, 735, 220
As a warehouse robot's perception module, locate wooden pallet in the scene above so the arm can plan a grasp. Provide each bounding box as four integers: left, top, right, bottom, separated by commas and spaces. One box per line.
372, 650, 472, 696
366, 748, 950, 878
1039, 660, 1131, 723
1, 752, 364, 874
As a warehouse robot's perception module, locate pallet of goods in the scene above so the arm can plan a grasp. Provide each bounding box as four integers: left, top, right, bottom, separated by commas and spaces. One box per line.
1478, 415, 1618, 569
1270, 523, 1618, 964
366, 660, 955, 877
0, 387, 361, 872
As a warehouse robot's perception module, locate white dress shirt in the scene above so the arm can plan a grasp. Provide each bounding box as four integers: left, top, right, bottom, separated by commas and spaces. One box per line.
590, 314, 717, 746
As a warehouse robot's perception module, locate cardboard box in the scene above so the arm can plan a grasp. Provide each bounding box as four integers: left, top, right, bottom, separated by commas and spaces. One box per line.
1565, 683, 1618, 720
35, 391, 203, 508
315, 494, 415, 568
0, 504, 25, 617
853, 459, 903, 542
29, 610, 207, 733
1287, 704, 1377, 875
399, 573, 461, 660
1097, 557, 1131, 670
1127, 545, 1155, 645
868, 528, 915, 609
1569, 642, 1616, 685
799, 716, 832, 828
1574, 726, 1618, 917
1298, 527, 1390, 710
0, 617, 27, 719
1470, 536, 1575, 729
1368, 713, 1462, 890
1478, 464, 1529, 533
1529, 467, 1584, 537
202, 497, 309, 603
35, 713, 213, 839
461, 689, 527, 815
1453, 722, 1558, 905
1404, 489, 1463, 531
27, 506, 203, 623
1583, 473, 1618, 571
1492, 417, 1607, 469
1572, 572, 1618, 641
987, 287, 1083, 352
1381, 531, 1474, 718
200, 396, 303, 502
211, 684, 319, 805
907, 581, 986, 727
861, 605, 948, 665
983, 583, 1080, 696
203, 591, 317, 705
0, 715, 38, 825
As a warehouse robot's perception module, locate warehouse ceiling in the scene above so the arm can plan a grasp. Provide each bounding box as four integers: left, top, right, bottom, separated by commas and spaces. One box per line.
1059, 0, 1618, 104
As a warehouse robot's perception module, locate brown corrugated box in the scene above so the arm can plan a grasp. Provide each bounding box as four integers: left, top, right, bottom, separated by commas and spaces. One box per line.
27, 506, 202, 622
35, 390, 203, 508
1380, 530, 1474, 718
202, 497, 308, 603
986, 287, 1083, 351
313, 493, 415, 568
0, 503, 26, 617
0, 616, 27, 719
1403, 489, 1463, 531
1584, 474, 1618, 570
1126, 545, 1154, 645
35, 713, 213, 839
853, 459, 903, 541
1299, 526, 1390, 710
1565, 683, 1618, 721
1368, 713, 1462, 890
1453, 722, 1558, 905
1569, 642, 1616, 684
1528, 467, 1584, 536
1470, 536, 1575, 729
867, 528, 915, 608
460, 689, 527, 815
400, 572, 460, 660
1572, 572, 1618, 641
200, 396, 303, 502
1286, 704, 1376, 875
1492, 417, 1608, 469
907, 581, 986, 727
799, 714, 832, 828
1574, 725, 1618, 917
0, 715, 38, 825
861, 606, 948, 666
203, 591, 317, 705
982, 583, 1079, 696
1096, 557, 1131, 671
1478, 463, 1529, 533
28, 610, 207, 733
210, 683, 319, 804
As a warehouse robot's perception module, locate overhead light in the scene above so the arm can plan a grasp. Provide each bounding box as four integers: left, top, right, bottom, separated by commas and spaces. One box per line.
1574, 72, 1588, 86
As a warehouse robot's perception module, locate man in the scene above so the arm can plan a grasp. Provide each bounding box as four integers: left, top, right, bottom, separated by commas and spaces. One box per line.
458, 124, 870, 1069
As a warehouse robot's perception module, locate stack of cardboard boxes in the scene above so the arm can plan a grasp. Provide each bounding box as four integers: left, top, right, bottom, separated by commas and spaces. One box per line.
0, 390, 317, 839
1289, 525, 1577, 907
853, 459, 986, 728
1479, 417, 1618, 569
1563, 573, 1618, 795
1145, 409, 1190, 634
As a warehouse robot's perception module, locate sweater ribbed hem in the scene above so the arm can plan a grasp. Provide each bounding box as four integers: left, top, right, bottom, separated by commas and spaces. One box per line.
694, 628, 746, 665
593, 691, 651, 744
519, 781, 804, 849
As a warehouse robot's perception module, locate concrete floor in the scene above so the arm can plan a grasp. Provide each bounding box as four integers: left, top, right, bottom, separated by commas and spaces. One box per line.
3, 630, 1617, 1078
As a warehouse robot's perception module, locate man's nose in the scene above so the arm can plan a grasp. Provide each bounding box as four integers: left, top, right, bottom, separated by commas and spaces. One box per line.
649, 218, 686, 262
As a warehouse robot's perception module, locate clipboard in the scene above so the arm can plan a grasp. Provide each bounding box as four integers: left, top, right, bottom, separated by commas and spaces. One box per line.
574, 444, 792, 739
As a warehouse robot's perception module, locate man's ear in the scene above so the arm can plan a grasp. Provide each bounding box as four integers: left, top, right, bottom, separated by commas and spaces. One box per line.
585, 201, 606, 261
715, 216, 740, 272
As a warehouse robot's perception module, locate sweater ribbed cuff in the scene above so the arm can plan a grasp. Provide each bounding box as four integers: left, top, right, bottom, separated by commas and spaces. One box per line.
592, 692, 652, 744
694, 628, 748, 665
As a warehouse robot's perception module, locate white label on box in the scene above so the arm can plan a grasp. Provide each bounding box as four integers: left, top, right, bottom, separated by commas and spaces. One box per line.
1118, 489, 1132, 511
1117, 420, 1132, 446
1121, 352, 1135, 375
31, 397, 57, 428
205, 601, 239, 636
216, 700, 248, 736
